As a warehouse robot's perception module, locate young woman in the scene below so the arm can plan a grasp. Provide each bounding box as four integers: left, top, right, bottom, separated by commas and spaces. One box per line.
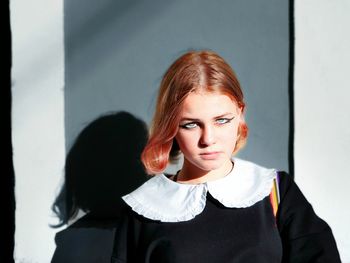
111, 50, 341, 262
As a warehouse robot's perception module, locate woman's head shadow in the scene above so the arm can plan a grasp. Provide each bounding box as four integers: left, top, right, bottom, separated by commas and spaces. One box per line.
52, 110, 149, 226
51, 111, 149, 262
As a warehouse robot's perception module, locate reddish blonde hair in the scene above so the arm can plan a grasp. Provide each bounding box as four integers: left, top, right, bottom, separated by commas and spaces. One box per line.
141, 50, 248, 175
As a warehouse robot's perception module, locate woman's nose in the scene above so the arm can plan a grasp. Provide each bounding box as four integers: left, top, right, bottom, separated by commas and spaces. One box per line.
200, 126, 216, 146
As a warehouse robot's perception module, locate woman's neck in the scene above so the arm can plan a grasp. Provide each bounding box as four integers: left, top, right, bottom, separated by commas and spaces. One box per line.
175, 158, 234, 184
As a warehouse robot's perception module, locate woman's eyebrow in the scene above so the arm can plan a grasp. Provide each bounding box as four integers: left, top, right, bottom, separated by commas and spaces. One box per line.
180, 112, 234, 122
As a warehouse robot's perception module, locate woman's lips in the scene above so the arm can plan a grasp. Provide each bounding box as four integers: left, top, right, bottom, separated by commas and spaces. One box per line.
200, 152, 221, 159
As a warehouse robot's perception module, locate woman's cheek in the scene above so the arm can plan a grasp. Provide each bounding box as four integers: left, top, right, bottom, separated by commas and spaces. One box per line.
175, 133, 190, 152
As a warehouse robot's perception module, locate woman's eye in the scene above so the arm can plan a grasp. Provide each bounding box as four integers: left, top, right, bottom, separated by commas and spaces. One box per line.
180, 123, 197, 129
216, 117, 233, 124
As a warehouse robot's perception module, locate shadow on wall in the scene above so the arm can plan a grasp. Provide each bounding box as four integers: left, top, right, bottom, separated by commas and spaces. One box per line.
51, 111, 149, 262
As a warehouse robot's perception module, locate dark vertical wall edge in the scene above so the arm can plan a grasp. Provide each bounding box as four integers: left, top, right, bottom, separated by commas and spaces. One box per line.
2, 0, 15, 261
288, 0, 295, 178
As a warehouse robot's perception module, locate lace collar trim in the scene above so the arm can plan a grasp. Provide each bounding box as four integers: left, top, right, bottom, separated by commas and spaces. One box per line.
122, 158, 277, 222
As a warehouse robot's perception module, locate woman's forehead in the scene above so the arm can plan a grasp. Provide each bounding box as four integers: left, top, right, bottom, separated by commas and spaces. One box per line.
180, 92, 239, 117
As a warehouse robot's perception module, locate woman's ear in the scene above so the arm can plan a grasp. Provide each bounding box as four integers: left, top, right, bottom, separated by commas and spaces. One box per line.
237, 108, 245, 123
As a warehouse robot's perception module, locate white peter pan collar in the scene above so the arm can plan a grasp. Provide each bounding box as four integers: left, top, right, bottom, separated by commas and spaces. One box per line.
122, 158, 277, 222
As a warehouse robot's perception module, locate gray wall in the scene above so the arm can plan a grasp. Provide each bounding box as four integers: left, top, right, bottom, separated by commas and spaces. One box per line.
65, 0, 289, 172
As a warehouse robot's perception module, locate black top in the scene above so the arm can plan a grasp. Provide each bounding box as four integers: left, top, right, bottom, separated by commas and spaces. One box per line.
112, 172, 341, 263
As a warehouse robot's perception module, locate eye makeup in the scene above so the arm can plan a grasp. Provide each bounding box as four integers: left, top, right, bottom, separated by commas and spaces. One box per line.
179, 116, 235, 130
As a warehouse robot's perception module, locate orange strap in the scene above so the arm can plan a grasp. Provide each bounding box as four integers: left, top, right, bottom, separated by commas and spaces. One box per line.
269, 176, 280, 217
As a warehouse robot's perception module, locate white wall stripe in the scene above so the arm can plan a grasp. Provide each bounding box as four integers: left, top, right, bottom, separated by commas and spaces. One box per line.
295, 1, 350, 261
11, 0, 65, 261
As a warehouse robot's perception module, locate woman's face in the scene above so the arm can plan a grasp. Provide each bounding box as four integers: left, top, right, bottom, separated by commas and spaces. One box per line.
175, 91, 242, 172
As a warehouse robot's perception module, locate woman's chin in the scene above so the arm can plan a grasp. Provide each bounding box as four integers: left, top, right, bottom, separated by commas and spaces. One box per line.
195, 160, 225, 172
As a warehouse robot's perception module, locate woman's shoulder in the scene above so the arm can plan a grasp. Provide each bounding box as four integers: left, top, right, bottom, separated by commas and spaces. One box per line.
275, 171, 293, 195
275, 171, 341, 261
